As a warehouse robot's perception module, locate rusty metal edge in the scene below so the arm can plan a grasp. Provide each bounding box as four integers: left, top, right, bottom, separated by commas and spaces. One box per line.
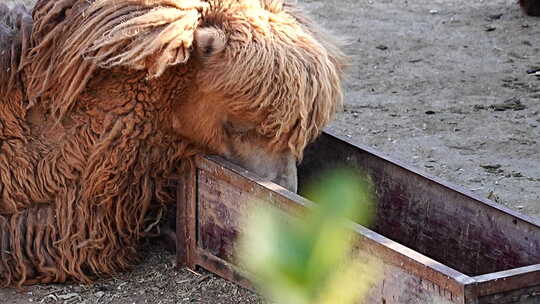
321, 130, 540, 229
464, 264, 540, 300
193, 154, 472, 297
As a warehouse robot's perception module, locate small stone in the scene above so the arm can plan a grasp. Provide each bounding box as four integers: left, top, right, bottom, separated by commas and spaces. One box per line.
473, 104, 486, 111
490, 97, 526, 111
429, 9, 439, 14
487, 13, 503, 20
481, 164, 504, 174
481, 164, 501, 169
57, 293, 80, 301
376, 44, 388, 51
95, 291, 105, 298
509, 51, 527, 59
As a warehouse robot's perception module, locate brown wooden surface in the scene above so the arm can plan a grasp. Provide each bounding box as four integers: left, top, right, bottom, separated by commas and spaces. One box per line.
177, 131, 540, 304
363, 258, 457, 304
176, 163, 197, 269
476, 284, 540, 304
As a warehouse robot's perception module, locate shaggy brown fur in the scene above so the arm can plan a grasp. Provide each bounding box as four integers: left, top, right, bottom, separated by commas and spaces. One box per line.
0, 0, 345, 286
520, 0, 540, 16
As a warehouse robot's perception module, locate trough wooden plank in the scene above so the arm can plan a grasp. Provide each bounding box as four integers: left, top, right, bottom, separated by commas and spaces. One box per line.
465, 264, 540, 300
176, 164, 197, 269
475, 284, 540, 304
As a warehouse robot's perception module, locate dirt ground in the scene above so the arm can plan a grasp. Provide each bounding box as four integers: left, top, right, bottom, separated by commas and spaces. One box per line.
1, 0, 539, 303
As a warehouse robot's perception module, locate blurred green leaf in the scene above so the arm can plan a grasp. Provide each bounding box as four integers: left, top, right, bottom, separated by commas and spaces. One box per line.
237, 168, 380, 304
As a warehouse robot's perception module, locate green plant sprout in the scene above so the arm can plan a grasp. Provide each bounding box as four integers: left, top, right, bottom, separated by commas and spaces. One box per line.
237, 168, 381, 304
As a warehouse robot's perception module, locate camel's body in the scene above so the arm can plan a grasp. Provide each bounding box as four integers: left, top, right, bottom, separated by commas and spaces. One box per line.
0, 69, 185, 284
0, 7, 197, 285
0, 0, 345, 286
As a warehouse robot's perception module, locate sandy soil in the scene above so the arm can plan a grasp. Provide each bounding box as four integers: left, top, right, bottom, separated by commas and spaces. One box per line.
320, 0, 540, 218
1, 0, 539, 303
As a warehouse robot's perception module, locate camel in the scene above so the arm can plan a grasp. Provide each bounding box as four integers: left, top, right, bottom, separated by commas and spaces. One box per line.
0, 0, 345, 286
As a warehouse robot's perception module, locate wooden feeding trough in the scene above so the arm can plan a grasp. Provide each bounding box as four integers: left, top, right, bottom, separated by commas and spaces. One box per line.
176, 131, 540, 304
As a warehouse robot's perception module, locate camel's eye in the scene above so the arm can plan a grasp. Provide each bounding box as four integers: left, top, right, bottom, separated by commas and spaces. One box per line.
224, 121, 254, 136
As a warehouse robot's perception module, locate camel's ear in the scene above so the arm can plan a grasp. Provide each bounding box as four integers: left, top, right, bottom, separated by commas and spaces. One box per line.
195, 27, 227, 58
83, 0, 209, 78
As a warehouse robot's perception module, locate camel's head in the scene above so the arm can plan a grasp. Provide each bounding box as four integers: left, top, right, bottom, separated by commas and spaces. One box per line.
96, 0, 345, 192
164, 1, 346, 192
33, 0, 346, 192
